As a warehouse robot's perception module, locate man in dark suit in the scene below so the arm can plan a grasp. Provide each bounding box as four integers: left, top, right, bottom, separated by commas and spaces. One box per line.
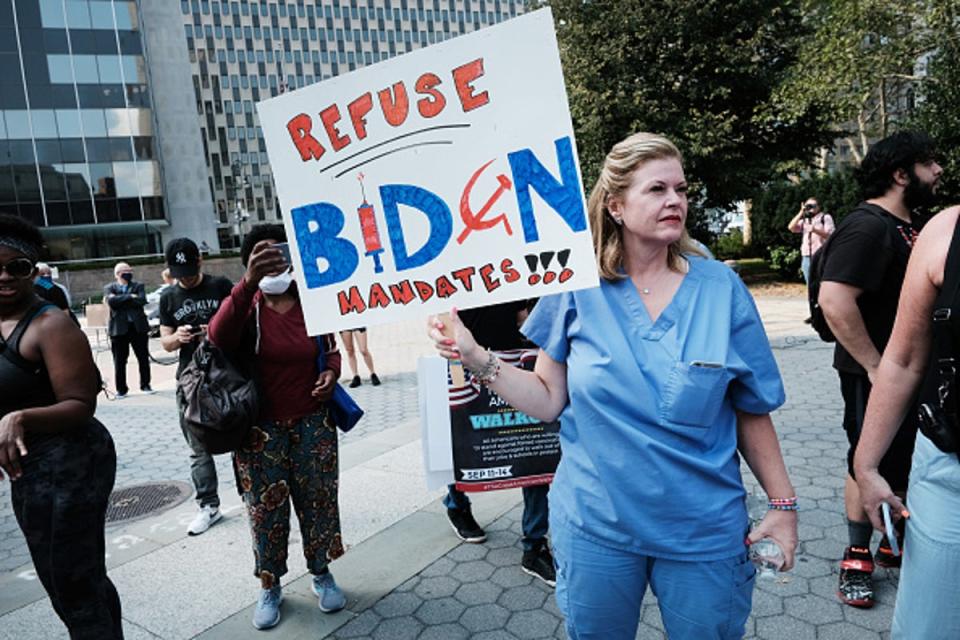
104, 262, 152, 398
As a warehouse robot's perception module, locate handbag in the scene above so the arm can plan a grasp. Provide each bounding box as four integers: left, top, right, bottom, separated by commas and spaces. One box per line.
179, 340, 258, 454
316, 336, 364, 432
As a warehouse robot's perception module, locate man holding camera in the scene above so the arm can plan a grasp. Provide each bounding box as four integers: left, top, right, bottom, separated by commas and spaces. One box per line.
788, 197, 835, 285
159, 238, 234, 536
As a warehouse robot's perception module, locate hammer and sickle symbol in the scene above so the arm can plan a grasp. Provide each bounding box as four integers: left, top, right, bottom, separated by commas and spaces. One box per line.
457, 159, 514, 245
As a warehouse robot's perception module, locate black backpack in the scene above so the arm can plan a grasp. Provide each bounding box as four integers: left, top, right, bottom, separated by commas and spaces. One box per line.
179, 340, 258, 454
807, 204, 899, 342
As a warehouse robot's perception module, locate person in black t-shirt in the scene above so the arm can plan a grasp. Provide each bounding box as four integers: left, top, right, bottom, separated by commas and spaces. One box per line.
819, 131, 943, 609
158, 238, 233, 536
442, 300, 556, 587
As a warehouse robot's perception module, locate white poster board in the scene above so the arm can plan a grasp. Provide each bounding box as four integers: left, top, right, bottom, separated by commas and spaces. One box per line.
257, 8, 598, 335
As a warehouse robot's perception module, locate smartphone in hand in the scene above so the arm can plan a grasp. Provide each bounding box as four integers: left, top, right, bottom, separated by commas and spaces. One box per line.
274, 242, 292, 265
881, 502, 901, 557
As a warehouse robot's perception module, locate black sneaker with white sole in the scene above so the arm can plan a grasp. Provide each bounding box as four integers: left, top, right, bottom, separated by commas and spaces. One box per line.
446, 507, 486, 543
521, 543, 556, 587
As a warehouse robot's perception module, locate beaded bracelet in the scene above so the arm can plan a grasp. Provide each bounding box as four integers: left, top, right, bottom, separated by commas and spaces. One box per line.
768, 497, 799, 512
469, 350, 502, 385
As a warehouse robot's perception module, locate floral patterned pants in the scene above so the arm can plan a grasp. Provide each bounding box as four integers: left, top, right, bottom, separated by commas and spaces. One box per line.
233, 409, 344, 587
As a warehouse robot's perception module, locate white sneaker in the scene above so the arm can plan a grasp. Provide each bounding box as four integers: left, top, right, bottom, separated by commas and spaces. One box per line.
187, 505, 222, 536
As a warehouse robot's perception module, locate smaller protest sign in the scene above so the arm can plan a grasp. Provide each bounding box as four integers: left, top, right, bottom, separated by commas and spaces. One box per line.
448, 349, 560, 492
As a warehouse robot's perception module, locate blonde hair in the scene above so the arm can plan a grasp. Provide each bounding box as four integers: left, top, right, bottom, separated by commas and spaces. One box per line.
588, 132, 705, 281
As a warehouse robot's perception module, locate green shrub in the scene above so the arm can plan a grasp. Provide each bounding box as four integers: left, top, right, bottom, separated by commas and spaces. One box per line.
768, 246, 801, 280
713, 228, 745, 260
748, 169, 860, 278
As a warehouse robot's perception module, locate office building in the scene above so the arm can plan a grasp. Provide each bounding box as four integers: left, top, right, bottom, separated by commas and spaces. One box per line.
174, 0, 524, 248
0, 0, 217, 260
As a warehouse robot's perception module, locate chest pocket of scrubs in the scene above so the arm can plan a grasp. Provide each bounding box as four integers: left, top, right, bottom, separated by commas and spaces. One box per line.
660, 361, 730, 428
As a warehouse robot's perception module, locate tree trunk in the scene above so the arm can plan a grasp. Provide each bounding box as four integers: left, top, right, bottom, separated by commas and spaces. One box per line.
742, 200, 752, 247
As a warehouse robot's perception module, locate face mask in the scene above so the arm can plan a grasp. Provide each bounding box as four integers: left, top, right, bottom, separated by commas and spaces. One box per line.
120, 272, 133, 282
258, 269, 293, 295
38, 275, 52, 282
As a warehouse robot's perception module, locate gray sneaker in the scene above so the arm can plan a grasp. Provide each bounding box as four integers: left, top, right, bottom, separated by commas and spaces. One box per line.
252, 586, 282, 630
312, 571, 346, 613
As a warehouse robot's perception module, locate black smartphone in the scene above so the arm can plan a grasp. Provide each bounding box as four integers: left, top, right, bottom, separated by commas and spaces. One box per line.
274, 242, 292, 265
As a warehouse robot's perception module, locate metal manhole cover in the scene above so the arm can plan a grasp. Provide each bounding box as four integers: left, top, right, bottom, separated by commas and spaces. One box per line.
106, 481, 193, 524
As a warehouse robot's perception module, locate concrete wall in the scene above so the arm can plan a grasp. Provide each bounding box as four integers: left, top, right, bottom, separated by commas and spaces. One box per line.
138, 0, 220, 252
57, 257, 247, 305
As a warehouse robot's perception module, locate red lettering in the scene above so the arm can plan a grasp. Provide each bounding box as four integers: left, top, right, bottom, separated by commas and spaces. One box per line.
338, 286, 366, 315
414, 280, 435, 301
320, 105, 350, 151
378, 82, 410, 127
558, 268, 574, 283
389, 281, 416, 305
528, 274, 541, 285
543, 271, 557, 284
368, 283, 390, 308
415, 72, 446, 118
501, 259, 520, 283
348, 92, 374, 140
479, 263, 501, 292
452, 58, 490, 112
286, 113, 325, 161
435, 275, 458, 298
451, 266, 476, 292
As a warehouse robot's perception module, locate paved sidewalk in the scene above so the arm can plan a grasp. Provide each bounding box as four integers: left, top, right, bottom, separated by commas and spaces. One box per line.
0, 294, 901, 639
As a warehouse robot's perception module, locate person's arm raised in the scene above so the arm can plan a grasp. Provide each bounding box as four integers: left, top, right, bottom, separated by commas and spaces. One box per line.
427, 308, 568, 422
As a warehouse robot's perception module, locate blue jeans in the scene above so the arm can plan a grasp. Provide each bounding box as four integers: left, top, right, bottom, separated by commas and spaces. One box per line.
891, 434, 960, 639
551, 522, 754, 640
800, 255, 811, 284
444, 483, 549, 551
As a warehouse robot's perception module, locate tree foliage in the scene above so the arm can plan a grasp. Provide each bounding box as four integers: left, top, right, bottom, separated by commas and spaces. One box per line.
544, 0, 833, 218
910, 2, 960, 205
774, 0, 950, 165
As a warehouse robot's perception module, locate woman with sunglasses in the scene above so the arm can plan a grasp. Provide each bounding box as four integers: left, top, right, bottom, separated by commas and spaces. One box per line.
0, 213, 122, 638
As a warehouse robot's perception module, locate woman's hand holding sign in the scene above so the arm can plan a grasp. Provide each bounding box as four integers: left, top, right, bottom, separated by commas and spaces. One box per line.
427, 307, 568, 424
427, 308, 484, 369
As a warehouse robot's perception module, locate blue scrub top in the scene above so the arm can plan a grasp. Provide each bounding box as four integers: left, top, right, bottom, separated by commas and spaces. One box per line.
522, 257, 785, 561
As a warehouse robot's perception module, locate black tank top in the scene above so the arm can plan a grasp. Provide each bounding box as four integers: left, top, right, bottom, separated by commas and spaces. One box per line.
0, 301, 59, 419
919, 216, 960, 425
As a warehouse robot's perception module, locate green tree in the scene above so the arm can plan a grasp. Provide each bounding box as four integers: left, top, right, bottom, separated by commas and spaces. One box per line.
774, 0, 946, 166
910, 3, 960, 205
544, 0, 833, 224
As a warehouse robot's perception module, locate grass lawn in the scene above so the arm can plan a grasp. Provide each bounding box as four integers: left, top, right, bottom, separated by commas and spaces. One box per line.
731, 258, 806, 296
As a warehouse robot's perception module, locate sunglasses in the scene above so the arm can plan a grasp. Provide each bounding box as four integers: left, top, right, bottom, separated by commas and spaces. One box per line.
0, 257, 35, 279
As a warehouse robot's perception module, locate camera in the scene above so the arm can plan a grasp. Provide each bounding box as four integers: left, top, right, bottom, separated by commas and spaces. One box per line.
918, 402, 960, 453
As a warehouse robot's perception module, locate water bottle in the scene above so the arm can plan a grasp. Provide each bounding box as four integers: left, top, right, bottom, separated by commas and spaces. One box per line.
749, 538, 786, 579
745, 489, 786, 579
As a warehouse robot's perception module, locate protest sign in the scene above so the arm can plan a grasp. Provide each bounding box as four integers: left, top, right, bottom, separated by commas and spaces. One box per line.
448, 349, 559, 491
419, 351, 560, 492
257, 8, 598, 334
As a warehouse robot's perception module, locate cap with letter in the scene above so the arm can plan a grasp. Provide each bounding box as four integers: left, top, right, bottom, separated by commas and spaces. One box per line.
165, 238, 201, 278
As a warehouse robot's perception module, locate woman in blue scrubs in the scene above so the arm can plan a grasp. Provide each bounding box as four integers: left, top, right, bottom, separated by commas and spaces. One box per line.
429, 132, 798, 639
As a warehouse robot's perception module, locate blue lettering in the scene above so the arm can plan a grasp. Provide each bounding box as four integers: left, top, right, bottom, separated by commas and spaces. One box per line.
507, 136, 587, 243
379, 184, 452, 271
291, 202, 359, 288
